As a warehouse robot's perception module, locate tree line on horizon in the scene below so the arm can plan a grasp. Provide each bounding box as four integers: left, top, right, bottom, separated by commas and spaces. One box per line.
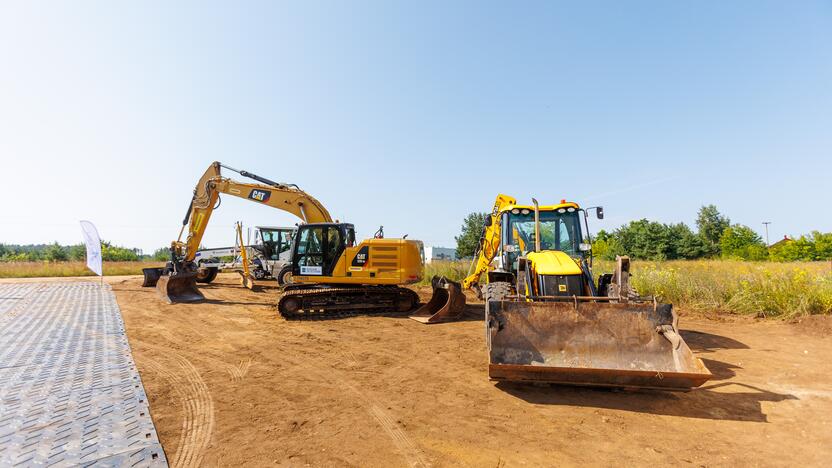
455, 205, 832, 262
0, 242, 146, 262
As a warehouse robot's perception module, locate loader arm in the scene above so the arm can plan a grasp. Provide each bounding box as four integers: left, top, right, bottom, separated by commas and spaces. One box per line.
461, 194, 516, 290
178, 161, 333, 262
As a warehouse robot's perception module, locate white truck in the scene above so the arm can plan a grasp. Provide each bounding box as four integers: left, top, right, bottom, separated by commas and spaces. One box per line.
194, 226, 296, 285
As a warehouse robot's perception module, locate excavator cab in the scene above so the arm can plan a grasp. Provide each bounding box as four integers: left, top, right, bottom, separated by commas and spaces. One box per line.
290, 223, 354, 277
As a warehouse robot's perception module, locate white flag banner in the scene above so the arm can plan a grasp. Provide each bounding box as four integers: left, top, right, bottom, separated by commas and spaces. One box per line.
79, 220, 103, 276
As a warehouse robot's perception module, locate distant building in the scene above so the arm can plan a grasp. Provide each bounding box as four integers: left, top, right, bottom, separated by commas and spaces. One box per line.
424, 246, 457, 263
769, 235, 792, 249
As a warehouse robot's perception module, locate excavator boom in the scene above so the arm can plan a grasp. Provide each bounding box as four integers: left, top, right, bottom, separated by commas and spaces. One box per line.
145, 161, 333, 303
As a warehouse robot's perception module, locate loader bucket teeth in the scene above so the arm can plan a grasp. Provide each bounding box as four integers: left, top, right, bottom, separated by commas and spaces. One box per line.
486, 300, 712, 390
409, 276, 467, 324
142, 268, 163, 287
156, 272, 205, 304
236, 271, 259, 291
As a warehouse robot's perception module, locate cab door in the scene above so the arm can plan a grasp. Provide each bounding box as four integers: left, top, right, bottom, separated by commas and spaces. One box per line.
292, 225, 346, 278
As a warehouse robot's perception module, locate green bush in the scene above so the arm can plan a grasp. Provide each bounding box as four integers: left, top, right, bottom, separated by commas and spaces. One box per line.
719, 225, 767, 261
455, 212, 487, 258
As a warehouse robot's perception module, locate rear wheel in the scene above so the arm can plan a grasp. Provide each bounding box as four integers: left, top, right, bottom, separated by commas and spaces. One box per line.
277, 265, 293, 286
195, 267, 218, 283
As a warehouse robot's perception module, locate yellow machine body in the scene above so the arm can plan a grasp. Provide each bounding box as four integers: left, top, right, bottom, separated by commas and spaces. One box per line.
145, 162, 425, 314
293, 237, 424, 286
415, 193, 712, 390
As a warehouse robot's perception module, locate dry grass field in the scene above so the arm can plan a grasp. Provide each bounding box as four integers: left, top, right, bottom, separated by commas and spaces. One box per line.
0, 261, 162, 278
426, 259, 832, 317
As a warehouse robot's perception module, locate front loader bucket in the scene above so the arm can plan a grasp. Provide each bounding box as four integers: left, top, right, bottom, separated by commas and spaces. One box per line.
487, 300, 711, 390
409, 276, 466, 324
142, 268, 163, 287
156, 272, 205, 304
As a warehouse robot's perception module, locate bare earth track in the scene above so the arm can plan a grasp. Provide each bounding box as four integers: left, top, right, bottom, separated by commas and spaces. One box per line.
103, 274, 831, 467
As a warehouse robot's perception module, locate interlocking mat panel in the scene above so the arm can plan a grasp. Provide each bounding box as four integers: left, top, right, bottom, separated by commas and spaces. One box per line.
0, 282, 167, 467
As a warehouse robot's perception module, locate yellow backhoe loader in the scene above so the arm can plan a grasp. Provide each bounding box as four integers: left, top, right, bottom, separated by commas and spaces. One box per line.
143, 162, 424, 319
413, 194, 711, 390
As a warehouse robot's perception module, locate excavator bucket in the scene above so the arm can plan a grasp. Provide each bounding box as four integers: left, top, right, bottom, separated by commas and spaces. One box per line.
142, 268, 163, 287
236, 271, 259, 291
409, 276, 467, 323
487, 300, 712, 390
155, 271, 205, 304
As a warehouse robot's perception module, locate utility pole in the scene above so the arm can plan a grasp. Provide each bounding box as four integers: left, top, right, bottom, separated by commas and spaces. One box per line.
762, 221, 772, 246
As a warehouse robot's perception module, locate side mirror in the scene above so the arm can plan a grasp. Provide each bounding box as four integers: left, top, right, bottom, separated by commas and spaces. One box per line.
596, 207, 604, 219
579, 243, 592, 252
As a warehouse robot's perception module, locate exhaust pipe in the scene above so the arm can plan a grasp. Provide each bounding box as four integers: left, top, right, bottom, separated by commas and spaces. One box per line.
532, 198, 541, 252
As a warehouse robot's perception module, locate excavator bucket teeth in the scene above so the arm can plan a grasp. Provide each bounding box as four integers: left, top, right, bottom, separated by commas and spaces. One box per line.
487, 300, 712, 390
409, 276, 467, 324
236, 271, 259, 291
156, 272, 205, 304
142, 268, 163, 287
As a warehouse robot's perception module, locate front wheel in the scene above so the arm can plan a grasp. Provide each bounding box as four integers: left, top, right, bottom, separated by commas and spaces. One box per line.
277, 265, 294, 286
483, 281, 514, 343
483, 281, 513, 302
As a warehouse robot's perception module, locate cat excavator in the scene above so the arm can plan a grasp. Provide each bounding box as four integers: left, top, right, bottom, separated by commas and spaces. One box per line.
412, 194, 711, 390
143, 162, 424, 319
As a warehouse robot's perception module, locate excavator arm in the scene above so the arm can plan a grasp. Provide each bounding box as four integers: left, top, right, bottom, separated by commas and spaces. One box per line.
175, 161, 332, 262
409, 194, 516, 323
147, 161, 334, 303
460, 194, 516, 291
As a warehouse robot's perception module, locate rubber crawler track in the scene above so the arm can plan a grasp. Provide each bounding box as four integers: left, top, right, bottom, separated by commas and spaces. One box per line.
278, 286, 419, 320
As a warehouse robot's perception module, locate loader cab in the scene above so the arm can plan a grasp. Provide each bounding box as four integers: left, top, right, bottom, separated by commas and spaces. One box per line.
291, 223, 355, 277
255, 226, 295, 260
500, 203, 584, 266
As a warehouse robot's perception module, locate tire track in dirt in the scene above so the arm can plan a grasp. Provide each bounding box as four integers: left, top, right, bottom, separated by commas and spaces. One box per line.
137, 349, 215, 468
288, 354, 429, 468
226, 358, 252, 382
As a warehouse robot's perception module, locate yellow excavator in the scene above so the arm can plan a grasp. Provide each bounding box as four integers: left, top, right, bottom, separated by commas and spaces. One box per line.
143, 162, 424, 319
412, 194, 712, 390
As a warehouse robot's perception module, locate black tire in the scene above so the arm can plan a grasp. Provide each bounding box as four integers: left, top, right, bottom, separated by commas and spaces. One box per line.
276, 265, 293, 286
195, 267, 219, 283
483, 281, 513, 344
483, 281, 513, 302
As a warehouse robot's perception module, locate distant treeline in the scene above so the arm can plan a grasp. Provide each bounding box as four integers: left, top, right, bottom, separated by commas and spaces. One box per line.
593, 205, 831, 262
0, 242, 146, 262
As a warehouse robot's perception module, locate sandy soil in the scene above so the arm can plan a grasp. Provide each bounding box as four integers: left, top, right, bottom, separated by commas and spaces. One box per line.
106, 274, 831, 467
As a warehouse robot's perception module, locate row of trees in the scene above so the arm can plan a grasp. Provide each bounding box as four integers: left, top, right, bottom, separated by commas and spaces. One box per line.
0, 242, 142, 262
455, 205, 831, 262
593, 205, 831, 261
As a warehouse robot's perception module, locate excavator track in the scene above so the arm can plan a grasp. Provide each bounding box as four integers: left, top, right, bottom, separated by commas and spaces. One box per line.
278, 285, 420, 320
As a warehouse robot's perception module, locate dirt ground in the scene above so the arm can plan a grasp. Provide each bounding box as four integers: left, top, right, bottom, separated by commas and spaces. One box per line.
106, 274, 832, 467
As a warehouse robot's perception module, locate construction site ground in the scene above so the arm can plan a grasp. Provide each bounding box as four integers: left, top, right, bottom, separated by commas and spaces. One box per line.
14, 274, 829, 467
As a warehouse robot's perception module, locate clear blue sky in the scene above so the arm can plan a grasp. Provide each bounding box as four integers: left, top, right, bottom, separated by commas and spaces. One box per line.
1, 1, 830, 253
